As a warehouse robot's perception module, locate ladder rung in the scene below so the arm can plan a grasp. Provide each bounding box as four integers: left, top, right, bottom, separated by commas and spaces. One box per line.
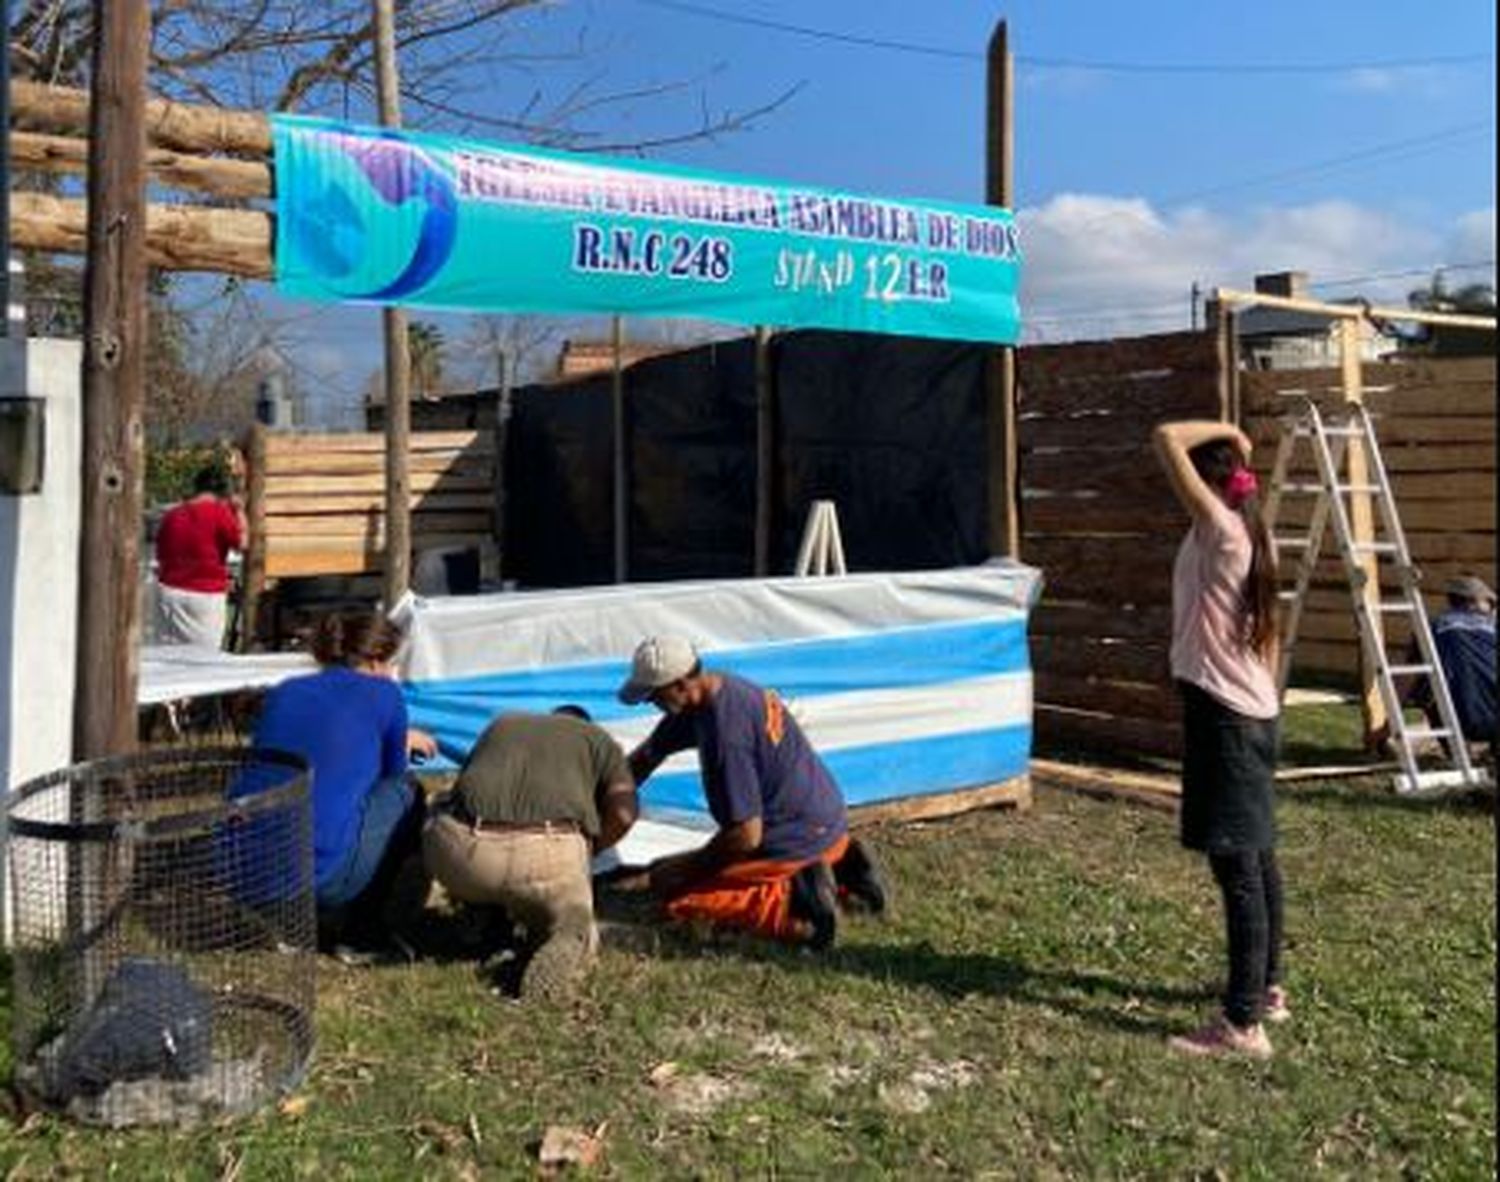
1401, 726, 1451, 740
1316, 426, 1363, 438
1351, 542, 1398, 554
1388, 664, 1433, 677
1377, 601, 1415, 614
1276, 481, 1381, 495
1395, 768, 1493, 794
1274, 536, 1311, 548
1277, 590, 1299, 601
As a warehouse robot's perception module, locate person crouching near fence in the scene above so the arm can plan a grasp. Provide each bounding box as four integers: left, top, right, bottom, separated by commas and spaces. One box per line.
1153, 421, 1287, 1060
604, 636, 888, 951
423, 706, 639, 1001
248, 610, 437, 954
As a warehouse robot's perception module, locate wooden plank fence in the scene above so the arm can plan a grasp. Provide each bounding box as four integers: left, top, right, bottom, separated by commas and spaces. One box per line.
1019, 329, 1225, 758
243, 427, 498, 638
1241, 355, 1496, 679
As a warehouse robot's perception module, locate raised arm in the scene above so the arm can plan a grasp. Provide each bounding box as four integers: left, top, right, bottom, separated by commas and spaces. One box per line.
1152, 420, 1253, 522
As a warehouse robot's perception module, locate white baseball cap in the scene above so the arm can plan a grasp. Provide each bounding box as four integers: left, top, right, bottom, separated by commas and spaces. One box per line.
618, 635, 700, 704
1446, 574, 1496, 607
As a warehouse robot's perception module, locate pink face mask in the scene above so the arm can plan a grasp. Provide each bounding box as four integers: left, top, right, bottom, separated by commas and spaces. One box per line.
1225, 466, 1259, 509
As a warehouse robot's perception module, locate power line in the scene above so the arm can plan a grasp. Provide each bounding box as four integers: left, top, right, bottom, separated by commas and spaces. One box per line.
1025, 120, 1494, 238
632, 0, 1495, 75
1025, 259, 1498, 324
1144, 121, 1494, 207
1308, 259, 1496, 289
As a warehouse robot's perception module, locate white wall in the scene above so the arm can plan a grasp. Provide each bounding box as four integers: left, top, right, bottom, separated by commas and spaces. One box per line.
0, 336, 82, 946
0, 337, 82, 796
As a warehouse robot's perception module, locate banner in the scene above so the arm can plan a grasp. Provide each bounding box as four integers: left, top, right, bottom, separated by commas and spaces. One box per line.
271, 115, 1022, 344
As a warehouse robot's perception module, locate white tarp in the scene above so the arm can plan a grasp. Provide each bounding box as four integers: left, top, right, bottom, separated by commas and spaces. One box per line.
400, 561, 1041, 840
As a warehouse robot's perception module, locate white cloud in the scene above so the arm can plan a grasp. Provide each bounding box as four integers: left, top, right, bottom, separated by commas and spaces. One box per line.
1331, 65, 1455, 97
1015, 194, 1468, 341
1446, 206, 1496, 265
1336, 67, 1401, 94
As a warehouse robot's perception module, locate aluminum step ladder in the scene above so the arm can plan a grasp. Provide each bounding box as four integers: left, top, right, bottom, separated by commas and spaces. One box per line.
793, 500, 847, 576
1263, 399, 1489, 795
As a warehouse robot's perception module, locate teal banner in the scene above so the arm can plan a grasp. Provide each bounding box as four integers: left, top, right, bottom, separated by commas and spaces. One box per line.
272, 115, 1022, 344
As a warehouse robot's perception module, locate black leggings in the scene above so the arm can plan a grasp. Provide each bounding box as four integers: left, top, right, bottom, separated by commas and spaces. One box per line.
1208, 848, 1284, 1028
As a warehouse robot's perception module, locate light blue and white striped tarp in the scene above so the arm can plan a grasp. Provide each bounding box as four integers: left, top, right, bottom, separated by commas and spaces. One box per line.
399, 562, 1041, 837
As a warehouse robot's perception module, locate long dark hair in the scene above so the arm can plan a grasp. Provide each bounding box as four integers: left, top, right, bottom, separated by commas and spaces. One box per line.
1189, 440, 1279, 659
311, 611, 403, 668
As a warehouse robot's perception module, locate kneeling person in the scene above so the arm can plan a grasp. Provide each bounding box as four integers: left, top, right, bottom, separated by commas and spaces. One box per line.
424, 706, 637, 999
616, 636, 885, 950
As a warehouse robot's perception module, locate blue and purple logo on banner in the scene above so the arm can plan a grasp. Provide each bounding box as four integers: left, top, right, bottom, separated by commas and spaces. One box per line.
272, 114, 1022, 344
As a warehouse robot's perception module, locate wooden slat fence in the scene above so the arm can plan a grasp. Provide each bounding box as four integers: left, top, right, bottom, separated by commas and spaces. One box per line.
1019, 329, 1225, 758
243, 427, 498, 629
1241, 356, 1496, 679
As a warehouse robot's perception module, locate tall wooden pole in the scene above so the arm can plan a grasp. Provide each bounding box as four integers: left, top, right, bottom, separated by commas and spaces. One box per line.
74, 0, 150, 759
611, 314, 628, 583
753, 326, 774, 575
985, 19, 1020, 559
1338, 317, 1388, 738
374, 0, 412, 608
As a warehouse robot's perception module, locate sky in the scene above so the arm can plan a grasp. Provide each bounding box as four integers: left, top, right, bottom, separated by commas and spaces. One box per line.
248, 0, 1498, 426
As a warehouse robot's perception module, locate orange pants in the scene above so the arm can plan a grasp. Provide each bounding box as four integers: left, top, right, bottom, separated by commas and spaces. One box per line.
664, 834, 849, 943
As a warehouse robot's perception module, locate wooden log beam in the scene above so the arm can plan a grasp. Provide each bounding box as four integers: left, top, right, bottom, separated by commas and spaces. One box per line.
1215, 285, 1497, 332
10, 191, 271, 277
9, 79, 271, 157
10, 129, 271, 198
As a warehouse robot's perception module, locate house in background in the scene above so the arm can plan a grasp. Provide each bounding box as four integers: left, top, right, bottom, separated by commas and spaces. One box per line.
366, 336, 681, 431
1236, 271, 1400, 370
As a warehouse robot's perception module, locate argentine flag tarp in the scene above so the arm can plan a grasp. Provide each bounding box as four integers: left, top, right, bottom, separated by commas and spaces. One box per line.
398, 562, 1041, 832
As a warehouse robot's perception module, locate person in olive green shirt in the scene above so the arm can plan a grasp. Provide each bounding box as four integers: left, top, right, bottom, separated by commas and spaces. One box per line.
423, 706, 637, 1000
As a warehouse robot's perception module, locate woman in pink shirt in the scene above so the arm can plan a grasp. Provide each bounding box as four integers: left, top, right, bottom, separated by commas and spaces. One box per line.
1154, 420, 1286, 1060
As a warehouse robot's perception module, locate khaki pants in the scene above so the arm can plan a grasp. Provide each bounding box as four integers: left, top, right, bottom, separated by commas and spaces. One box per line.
422, 811, 597, 951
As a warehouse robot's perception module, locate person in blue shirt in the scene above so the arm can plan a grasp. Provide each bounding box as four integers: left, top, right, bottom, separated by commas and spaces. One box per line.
1403, 575, 1496, 757
250, 610, 436, 949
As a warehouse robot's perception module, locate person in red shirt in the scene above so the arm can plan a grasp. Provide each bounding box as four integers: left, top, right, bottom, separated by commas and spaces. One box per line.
154, 465, 247, 649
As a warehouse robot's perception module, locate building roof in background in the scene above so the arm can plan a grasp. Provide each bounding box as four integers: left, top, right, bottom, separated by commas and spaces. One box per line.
556, 339, 677, 378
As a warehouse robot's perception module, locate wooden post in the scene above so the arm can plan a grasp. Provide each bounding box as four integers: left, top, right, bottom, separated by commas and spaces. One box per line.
73, 0, 150, 759
491, 346, 510, 583
1210, 297, 1239, 423
985, 19, 1020, 559
240, 424, 268, 651
753, 326, 774, 576
374, 0, 411, 608
1339, 316, 1387, 737
611, 314, 628, 583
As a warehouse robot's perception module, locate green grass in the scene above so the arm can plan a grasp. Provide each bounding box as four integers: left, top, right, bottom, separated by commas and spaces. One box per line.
1, 769, 1493, 1179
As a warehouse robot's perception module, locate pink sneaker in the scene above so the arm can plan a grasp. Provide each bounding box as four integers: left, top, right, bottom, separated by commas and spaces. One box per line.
1168, 1014, 1273, 1060
1263, 984, 1291, 1025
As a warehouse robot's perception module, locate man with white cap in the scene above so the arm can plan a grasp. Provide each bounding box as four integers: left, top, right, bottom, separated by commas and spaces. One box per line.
1420, 575, 1495, 750
1378, 573, 1496, 757
612, 635, 887, 950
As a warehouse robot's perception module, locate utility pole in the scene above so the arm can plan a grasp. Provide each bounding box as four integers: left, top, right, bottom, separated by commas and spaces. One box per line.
74, 0, 150, 759
492, 329, 511, 583
985, 19, 1019, 558
753, 325, 774, 576
374, 0, 412, 608
611, 314, 628, 583
1190, 281, 1201, 331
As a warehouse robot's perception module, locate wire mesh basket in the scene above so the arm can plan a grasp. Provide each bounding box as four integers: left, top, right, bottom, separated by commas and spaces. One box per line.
6, 746, 315, 1127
